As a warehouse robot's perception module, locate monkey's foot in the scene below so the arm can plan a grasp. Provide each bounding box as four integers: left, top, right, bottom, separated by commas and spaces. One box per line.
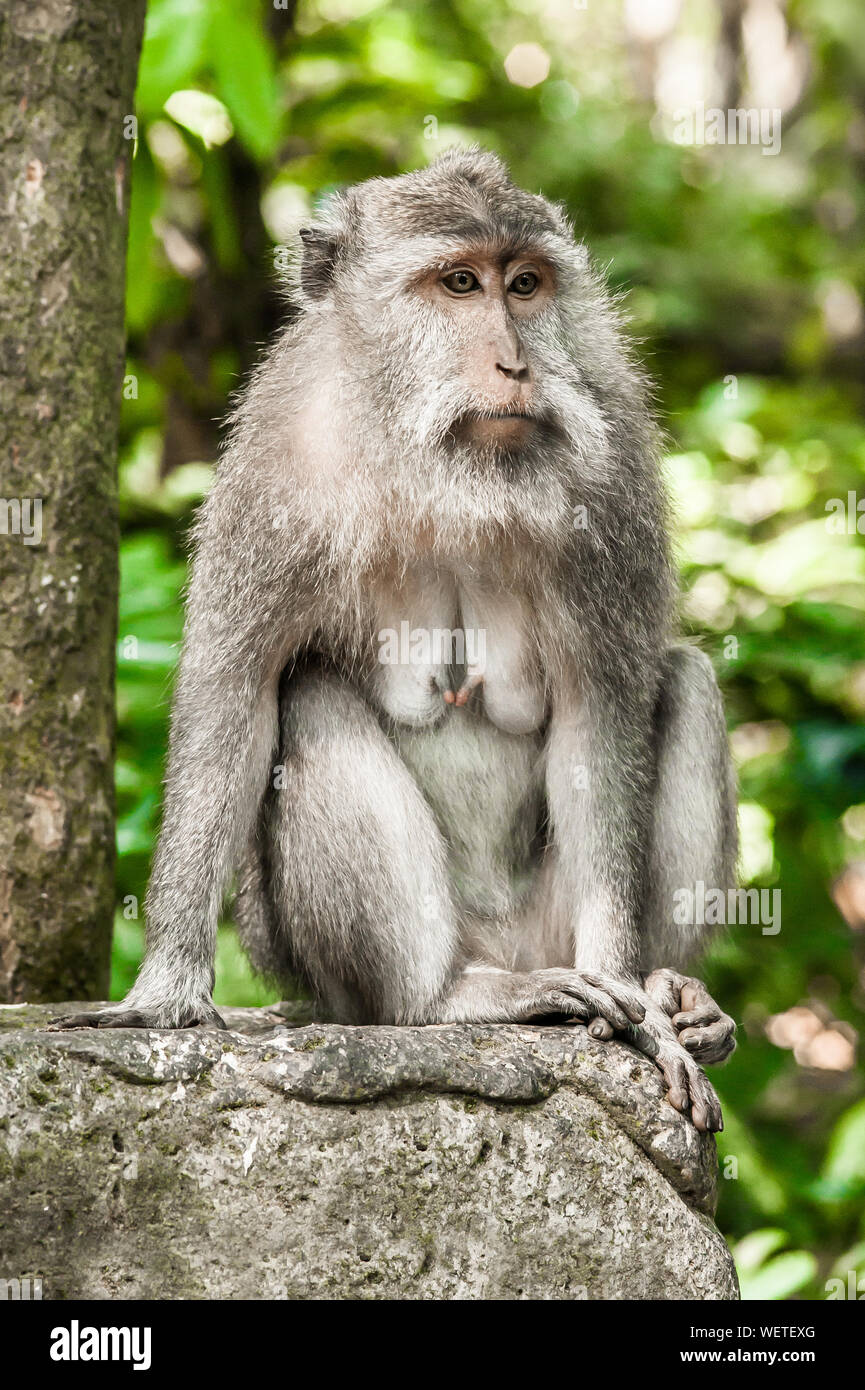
49, 999, 227, 1031
643, 968, 736, 1065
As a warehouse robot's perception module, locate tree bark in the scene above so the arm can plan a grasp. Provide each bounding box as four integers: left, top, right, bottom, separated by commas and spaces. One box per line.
0, 0, 146, 1001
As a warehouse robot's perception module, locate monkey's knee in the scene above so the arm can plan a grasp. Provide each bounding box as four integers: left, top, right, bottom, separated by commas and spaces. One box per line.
279, 663, 376, 749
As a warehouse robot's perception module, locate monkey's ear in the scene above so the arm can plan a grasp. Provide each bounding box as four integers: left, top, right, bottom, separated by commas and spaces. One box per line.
298, 226, 341, 300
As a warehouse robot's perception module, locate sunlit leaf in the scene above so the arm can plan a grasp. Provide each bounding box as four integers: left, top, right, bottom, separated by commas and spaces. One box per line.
207, 0, 281, 160
137, 0, 209, 113
738, 1251, 818, 1301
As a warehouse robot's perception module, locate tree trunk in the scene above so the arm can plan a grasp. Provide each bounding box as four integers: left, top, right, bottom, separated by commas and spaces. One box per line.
0, 0, 147, 1001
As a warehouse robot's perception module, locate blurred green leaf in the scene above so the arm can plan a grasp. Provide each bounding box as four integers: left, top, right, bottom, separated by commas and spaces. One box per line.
207, 0, 281, 161
738, 1250, 818, 1301
822, 1099, 865, 1187
136, 0, 210, 113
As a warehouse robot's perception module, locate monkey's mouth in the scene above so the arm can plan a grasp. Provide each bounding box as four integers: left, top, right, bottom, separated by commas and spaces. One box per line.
461, 408, 535, 422
453, 409, 539, 448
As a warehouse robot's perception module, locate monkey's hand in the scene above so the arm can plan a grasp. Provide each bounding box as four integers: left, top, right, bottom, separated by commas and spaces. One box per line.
643, 968, 736, 1065
49, 997, 227, 1031
584, 976, 725, 1133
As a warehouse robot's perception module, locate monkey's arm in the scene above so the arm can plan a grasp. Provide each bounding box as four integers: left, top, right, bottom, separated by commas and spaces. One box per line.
545, 688, 724, 1132
54, 478, 307, 1030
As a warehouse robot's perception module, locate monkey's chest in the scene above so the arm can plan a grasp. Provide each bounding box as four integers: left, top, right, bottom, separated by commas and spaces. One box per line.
367, 569, 547, 736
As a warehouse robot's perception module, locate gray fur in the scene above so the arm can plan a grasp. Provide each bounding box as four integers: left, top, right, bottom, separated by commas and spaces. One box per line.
54, 150, 737, 1132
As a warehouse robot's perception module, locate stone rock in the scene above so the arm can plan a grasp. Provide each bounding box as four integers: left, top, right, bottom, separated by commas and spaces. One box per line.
0, 1002, 738, 1300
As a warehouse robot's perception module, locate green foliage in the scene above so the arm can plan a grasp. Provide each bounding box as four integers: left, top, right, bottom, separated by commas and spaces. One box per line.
117, 0, 865, 1296
734, 1229, 818, 1301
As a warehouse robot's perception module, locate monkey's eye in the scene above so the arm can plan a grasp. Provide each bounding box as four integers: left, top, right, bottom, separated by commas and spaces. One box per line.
509, 271, 540, 297
441, 269, 480, 295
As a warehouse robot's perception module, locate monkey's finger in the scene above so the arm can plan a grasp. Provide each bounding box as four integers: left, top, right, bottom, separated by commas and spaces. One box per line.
587, 1017, 614, 1041
643, 968, 681, 1015
678, 978, 718, 1016
527, 991, 589, 1021
672, 1004, 721, 1031
656, 1053, 690, 1114
51, 1009, 140, 1030
679, 1020, 736, 1064
685, 1069, 724, 1133
572, 987, 630, 1032
580, 973, 646, 1024
99, 1010, 160, 1028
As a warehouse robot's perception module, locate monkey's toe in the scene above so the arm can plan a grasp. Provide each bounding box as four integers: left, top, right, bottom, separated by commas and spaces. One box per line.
689, 1072, 724, 1133
587, 1016, 614, 1041
655, 1047, 723, 1132
49, 1010, 111, 1030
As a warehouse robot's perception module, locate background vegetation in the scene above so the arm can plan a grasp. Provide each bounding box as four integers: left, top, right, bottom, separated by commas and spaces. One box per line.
114, 0, 865, 1298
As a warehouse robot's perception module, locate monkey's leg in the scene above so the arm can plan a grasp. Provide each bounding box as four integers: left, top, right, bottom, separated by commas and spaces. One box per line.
265, 667, 461, 1025
266, 670, 643, 1033
535, 659, 726, 1131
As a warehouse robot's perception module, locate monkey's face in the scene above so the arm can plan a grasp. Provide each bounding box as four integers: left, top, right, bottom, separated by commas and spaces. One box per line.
294, 152, 615, 487
348, 238, 591, 470
411, 252, 553, 452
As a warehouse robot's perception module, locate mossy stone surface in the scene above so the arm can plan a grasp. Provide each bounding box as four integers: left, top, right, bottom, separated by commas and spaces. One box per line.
0, 1004, 738, 1300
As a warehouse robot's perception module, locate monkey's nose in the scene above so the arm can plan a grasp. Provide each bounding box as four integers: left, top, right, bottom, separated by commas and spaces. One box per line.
495, 358, 530, 383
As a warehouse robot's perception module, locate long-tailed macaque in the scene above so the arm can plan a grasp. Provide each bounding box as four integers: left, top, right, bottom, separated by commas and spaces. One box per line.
56, 150, 737, 1132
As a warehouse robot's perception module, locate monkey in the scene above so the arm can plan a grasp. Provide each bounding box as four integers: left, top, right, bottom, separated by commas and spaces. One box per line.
55, 149, 737, 1133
